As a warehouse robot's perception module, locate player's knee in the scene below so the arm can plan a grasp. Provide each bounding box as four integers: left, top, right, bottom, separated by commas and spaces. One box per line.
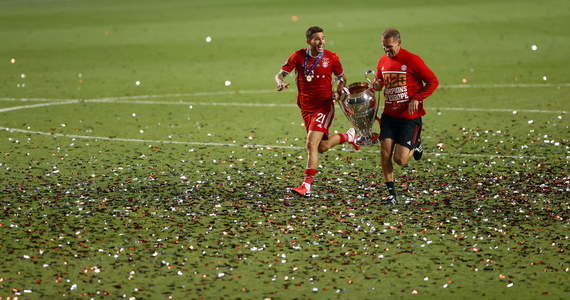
380, 148, 393, 160
306, 141, 319, 153
317, 144, 329, 153
393, 155, 409, 166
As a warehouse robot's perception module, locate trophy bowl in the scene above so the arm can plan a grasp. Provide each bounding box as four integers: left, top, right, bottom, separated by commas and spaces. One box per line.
337, 71, 380, 146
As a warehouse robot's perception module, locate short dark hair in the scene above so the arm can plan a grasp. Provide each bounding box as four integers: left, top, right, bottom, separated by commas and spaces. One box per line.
306, 26, 324, 39
382, 28, 401, 41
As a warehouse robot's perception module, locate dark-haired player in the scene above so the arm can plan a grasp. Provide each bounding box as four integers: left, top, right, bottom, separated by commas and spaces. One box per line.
275, 26, 359, 197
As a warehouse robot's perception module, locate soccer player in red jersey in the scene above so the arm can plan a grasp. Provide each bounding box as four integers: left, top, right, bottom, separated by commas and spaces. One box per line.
275, 26, 359, 197
372, 28, 439, 205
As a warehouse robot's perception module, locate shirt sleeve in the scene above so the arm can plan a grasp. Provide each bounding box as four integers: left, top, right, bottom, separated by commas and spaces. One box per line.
281, 51, 299, 74
332, 53, 343, 76
411, 56, 439, 101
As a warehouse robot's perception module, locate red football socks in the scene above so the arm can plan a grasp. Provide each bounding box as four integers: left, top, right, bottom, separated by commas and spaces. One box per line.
338, 133, 348, 144
303, 168, 317, 185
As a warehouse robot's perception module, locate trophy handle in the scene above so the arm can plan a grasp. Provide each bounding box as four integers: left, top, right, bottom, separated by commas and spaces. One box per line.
365, 70, 376, 84
332, 77, 349, 95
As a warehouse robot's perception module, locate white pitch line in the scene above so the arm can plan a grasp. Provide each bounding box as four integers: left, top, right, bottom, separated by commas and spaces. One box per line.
82, 99, 569, 113
0, 126, 302, 149
442, 83, 570, 88
85, 99, 297, 107
0, 100, 79, 113
428, 107, 567, 114
0, 89, 561, 160
81, 100, 569, 114
0, 81, 569, 103
0, 97, 566, 114
0, 126, 549, 160
0, 89, 285, 103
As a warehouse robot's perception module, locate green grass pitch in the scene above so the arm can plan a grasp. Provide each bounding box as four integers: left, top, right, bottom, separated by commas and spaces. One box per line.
1, 0, 569, 298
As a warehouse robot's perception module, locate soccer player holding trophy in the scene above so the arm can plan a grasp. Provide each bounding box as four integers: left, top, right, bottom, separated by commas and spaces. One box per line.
275, 26, 359, 197
373, 28, 439, 205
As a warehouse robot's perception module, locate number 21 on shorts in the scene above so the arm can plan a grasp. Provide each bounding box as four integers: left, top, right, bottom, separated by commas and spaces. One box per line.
314, 112, 328, 129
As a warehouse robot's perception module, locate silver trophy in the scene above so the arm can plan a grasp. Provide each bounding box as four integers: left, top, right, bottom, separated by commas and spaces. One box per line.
337, 70, 380, 146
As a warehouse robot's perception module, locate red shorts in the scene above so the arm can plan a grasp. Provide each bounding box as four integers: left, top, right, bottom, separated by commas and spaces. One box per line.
301, 104, 335, 139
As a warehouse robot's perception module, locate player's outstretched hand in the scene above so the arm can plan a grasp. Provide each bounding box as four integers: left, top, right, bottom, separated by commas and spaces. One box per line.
277, 83, 289, 91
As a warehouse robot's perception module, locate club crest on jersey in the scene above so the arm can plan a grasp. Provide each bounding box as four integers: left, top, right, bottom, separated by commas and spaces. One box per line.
321, 58, 329, 68
401, 65, 407, 71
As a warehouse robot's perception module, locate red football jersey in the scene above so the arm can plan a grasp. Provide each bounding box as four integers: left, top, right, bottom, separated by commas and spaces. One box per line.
376, 48, 439, 119
281, 49, 344, 113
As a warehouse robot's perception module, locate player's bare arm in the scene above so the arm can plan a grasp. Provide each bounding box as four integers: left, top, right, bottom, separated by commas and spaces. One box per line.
275, 70, 290, 91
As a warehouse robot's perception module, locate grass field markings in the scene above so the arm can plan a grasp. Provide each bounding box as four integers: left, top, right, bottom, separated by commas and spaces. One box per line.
0, 126, 301, 149
85, 99, 298, 107
0, 100, 80, 113
1, 96, 566, 114
428, 107, 567, 114
0, 97, 559, 160
0, 126, 548, 160
79, 99, 570, 113
0, 89, 288, 104
0, 80, 569, 101
0, 97, 80, 102
2, 0, 75, 4
443, 83, 570, 89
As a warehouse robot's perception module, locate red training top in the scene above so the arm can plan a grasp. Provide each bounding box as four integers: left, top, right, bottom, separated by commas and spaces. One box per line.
281, 49, 344, 113
376, 48, 439, 119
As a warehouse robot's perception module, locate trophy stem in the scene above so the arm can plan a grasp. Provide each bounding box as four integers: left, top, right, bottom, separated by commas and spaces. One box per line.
356, 130, 380, 146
